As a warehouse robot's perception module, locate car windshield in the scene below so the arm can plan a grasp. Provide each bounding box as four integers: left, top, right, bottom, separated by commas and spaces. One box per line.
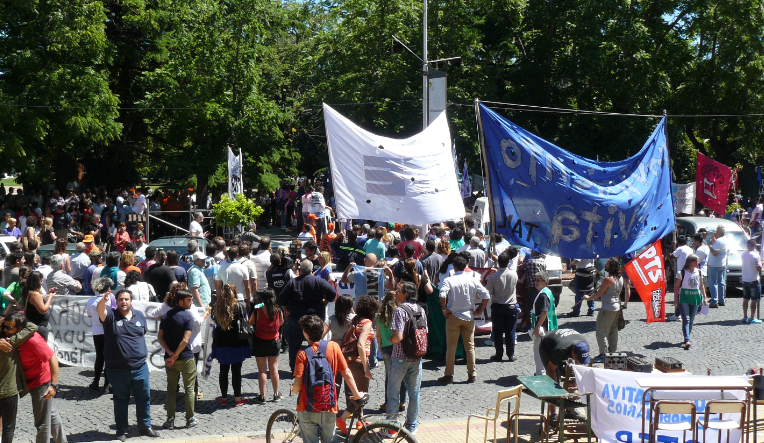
726, 232, 749, 251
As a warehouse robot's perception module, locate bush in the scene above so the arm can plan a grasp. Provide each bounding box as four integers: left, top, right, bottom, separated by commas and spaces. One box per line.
211, 194, 263, 227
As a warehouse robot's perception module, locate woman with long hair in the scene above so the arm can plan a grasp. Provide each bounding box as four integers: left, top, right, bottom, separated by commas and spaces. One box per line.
24, 214, 38, 247
313, 251, 334, 284
124, 270, 155, 302
672, 254, 708, 350
86, 277, 116, 392
54, 237, 71, 274
327, 294, 355, 396
248, 287, 284, 403
166, 249, 187, 283
435, 251, 458, 287
584, 258, 624, 360
336, 295, 378, 434
399, 258, 434, 313
21, 270, 57, 339
376, 291, 407, 412
40, 217, 56, 246
437, 239, 451, 259
378, 226, 392, 248
212, 283, 250, 406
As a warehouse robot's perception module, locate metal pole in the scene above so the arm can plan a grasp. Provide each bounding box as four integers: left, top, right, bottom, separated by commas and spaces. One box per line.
422, 0, 428, 129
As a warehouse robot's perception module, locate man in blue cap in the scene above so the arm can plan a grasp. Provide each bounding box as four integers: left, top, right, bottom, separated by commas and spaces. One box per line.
538, 329, 591, 425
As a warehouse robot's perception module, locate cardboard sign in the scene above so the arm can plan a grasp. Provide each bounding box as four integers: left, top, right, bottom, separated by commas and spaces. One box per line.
623, 240, 666, 323
695, 152, 731, 215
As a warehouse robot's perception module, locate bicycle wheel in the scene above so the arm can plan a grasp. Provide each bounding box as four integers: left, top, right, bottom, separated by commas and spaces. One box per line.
266, 409, 302, 443
352, 422, 417, 443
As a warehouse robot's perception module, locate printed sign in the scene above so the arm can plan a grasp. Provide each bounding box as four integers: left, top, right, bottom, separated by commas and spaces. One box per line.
48, 295, 206, 372
574, 366, 746, 443
671, 182, 696, 215
695, 152, 731, 215
623, 240, 666, 323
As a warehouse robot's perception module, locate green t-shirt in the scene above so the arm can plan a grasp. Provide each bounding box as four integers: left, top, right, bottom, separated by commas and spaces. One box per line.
0, 286, 8, 312
376, 317, 394, 348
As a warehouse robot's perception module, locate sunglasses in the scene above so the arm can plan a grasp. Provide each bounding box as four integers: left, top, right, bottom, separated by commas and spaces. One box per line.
2, 324, 15, 331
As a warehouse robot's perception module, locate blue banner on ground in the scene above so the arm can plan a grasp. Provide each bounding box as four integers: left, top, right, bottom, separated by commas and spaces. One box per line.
478, 103, 674, 258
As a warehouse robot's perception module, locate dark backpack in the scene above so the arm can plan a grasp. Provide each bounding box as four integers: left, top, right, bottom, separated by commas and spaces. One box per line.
400, 304, 428, 358
303, 341, 337, 412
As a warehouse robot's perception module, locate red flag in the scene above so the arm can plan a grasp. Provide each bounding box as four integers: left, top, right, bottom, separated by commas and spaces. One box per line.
695, 152, 731, 215
624, 240, 666, 323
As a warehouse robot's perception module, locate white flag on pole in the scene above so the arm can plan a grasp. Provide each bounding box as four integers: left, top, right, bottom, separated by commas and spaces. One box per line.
228, 146, 243, 199
323, 104, 463, 224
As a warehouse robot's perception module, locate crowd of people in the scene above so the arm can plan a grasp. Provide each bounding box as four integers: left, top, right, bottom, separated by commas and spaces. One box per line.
0, 176, 760, 443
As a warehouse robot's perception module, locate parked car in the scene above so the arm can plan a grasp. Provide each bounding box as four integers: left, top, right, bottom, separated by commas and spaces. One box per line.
38, 242, 78, 259
149, 236, 209, 256
671, 217, 751, 288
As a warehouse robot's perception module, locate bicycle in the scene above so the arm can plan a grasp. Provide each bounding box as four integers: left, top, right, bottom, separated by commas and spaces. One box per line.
266, 393, 418, 443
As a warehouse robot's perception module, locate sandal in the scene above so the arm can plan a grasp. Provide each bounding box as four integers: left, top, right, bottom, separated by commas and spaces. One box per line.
197, 392, 203, 400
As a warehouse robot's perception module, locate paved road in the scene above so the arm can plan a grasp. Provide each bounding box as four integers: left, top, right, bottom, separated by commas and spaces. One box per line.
11, 245, 764, 441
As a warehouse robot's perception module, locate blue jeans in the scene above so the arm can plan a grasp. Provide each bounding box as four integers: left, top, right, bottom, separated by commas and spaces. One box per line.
572, 278, 595, 315
678, 304, 700, 342
381, 346, 407, 406
120, 206, 137, 223
286, 317, 306, 372
707, 266, 727, 304
297, 411, 336, 443
106, 363, 152, 432
386, 358, 422, 433
491, 303, 518, 358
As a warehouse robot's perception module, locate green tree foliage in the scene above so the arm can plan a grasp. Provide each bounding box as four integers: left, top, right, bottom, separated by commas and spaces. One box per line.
211, 193, 263, 227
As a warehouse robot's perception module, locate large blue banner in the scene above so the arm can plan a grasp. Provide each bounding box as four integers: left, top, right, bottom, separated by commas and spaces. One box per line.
478, 103, 674, 259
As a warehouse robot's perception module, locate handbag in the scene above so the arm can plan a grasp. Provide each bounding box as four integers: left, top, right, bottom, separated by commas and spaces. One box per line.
617, 307, 627, 330
236, 303, 254, 343
340, 320, 360, 360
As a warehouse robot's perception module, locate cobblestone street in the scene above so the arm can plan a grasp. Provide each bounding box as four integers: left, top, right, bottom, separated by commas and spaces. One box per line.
12, 283, 764, 442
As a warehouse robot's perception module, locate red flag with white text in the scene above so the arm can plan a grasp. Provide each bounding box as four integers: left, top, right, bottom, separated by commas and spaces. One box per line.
695, 152, 731, 215
624, 240, 666, 323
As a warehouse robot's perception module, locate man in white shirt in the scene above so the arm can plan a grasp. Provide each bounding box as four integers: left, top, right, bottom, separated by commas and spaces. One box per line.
189, 212, 208, 238
120, 188, 146, 223
251, 238, 272, 296
70, 242, 91, 283
750, 198, 763, 234
134, 232, 148, 261
437, 255, 489, 385
215, 246, 251, 310
708, 225, 730, 308
741, 239, 762, 324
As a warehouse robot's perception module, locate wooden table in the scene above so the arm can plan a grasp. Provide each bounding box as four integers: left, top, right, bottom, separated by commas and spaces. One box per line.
636, 376, 753, 443
517, 375, 593, 443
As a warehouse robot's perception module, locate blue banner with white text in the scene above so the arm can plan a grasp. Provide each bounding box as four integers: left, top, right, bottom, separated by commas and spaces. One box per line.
478, 103, 674, 258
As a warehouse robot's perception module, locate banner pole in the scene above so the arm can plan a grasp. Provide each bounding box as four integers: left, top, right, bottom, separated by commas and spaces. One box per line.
474, 99, 497, 256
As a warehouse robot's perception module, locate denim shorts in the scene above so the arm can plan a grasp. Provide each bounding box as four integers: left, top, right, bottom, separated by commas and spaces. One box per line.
743, 281, 761, 302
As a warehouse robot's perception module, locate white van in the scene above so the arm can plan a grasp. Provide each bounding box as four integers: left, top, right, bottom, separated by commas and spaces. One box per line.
471, 197, 563, 304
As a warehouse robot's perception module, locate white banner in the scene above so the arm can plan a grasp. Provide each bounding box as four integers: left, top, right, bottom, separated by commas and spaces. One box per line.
672, 182, 696, 215
228, 146, 243, 199
574, 366, 746, 443
324, 104, 464, 224
48, 295, 205, 372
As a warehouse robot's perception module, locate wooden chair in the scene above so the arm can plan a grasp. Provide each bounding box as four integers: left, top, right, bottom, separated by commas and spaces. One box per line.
650, 401, 696, 443
466, 386, 547, 443
696, 400, 746, 443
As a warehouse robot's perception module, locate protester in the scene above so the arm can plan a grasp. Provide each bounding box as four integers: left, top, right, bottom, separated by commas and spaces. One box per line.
520, 251, 546, 330
485, 248, 519, 362
189, 212, 208, 238
248, 287, 284, 404
707, 225, 730, 308
3, 311, 68, 443
290, 314, 364, 443
363, 228, 386, 260
387, 281, 427, 434
538, 329, 592, 421
156, 288, 198, 429
215, 246, 250, 310
97, 288, 159, 440
187, 250, 211, 307
313, 251, 334, 283
438, 255, 489, 384
674, 254, 708, 349
144, 250, 176, 302
531, 271, 558, 376
166, 250, 187, 284
0, 312, 38, 443
85, 277, 116, 392
741, 239, 763, 324
22, 271, 57, 340
583, 258, 624, 361
566, 258, 596, 317
91, 251, 126, 291
278, 259, 338, 371
212, 283, 251, 406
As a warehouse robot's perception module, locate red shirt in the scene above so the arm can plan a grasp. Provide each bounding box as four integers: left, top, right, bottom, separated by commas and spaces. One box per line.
18, 332, 54, 388
397, 240, 424, 259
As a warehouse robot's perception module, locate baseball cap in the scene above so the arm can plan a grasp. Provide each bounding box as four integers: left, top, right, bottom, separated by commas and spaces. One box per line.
192, 251, 207, 261
387, 222, 395, 229
83, 234, 94, 243
572, 341, 591, 365
477, 228, 485, 235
